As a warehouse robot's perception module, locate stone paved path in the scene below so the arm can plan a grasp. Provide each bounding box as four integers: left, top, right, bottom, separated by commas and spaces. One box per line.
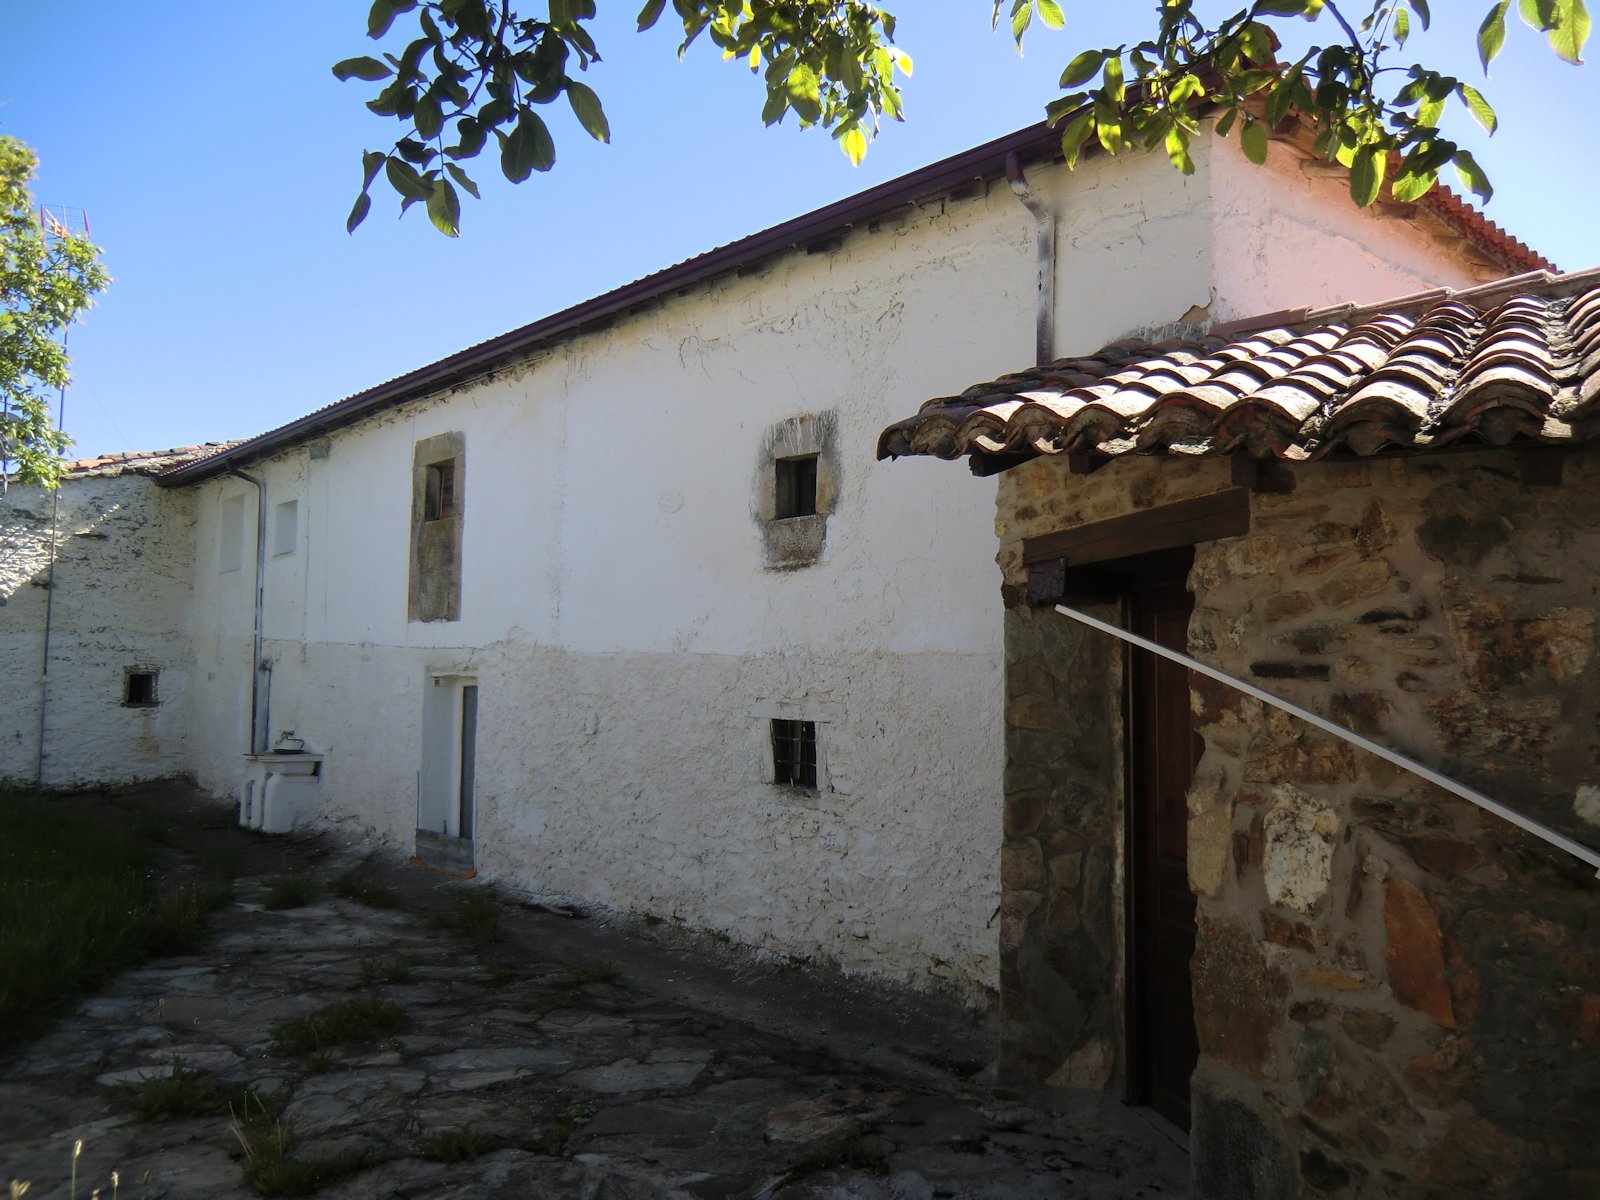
2, 794, 1188, 1199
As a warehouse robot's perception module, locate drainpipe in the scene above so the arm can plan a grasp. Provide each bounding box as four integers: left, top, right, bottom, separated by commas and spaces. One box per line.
1006, 151, 1057, 367
229, 468, 271, 754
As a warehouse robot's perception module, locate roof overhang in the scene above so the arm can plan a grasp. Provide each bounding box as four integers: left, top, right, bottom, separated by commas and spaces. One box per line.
877, 266, 1600, 471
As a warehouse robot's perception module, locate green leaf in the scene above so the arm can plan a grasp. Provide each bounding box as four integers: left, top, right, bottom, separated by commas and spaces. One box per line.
785, 63, 823, 124
1391, 166, 1437, 202
1349, 144, 1386, 206
1549, 0, 1591, 61
839, 125, 868, 165
1102, 53, 1125, 102
385, 155, 432, 200
1520, 0, 1558, 28
333, 56, 392, 82
1456, 83, 1499, 132
445, 161, 481, 199
1408, 0, 1432, 28
1240, 119, 1268, 164
1036, 0, 1066, 29
1011, 0, 1032, 45
361, 150, 386, 189
1058, 48, 1106, 87
1478, 0, 1511, 69
367, 0, 417, 39
1255, 0, 1314, 14
1057, 108, 1095, 168
414, 93, 444, 140
1165, 126, 1195, 174
501, 110, 555, 182
1453, 148, 1493, 201
346, 191, 372, 234
427, 178, 461, 236
565, 81, 610, 143
1394, 7, 1410, 43
636, 0, 667, 30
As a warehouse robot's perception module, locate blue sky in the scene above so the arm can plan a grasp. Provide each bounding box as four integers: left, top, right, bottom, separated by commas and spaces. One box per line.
4, 3, 1598, 458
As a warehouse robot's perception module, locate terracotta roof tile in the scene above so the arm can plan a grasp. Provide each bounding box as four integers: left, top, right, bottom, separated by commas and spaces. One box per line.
878, 268, 1600, 466
54, 443, 244, 479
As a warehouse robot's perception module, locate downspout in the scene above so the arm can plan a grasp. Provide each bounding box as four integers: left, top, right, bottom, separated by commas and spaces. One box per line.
1006, 152, 1056, 366
229, 468, 271, 755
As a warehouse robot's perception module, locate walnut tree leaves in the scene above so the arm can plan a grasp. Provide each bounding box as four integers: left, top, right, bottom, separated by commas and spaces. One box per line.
337, 0, 909, 236
1026, 0, 1589, 210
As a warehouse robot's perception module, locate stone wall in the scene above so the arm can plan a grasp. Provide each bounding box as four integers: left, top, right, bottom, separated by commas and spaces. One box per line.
0, 471, 196, 787
996, 446, 1600, 1198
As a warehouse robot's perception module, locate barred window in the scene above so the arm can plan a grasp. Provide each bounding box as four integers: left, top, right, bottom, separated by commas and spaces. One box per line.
771, 719, 817, 789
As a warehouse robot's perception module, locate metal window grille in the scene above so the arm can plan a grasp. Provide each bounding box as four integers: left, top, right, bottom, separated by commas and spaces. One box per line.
771, 718, 817, 788
124, 670, 158, 707
775, 455, 818, 519
424, 460, 457, 520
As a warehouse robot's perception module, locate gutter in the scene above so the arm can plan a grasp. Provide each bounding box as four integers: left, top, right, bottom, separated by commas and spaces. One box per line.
229, 468, 272, 754
1006, 152, 1057, 366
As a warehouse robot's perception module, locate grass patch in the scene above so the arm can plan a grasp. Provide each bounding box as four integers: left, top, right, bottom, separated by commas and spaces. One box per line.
270, 997, 409, 1057
356, 953, 418, 987
261, 875, 315, 911
527, 1105, 593, 1157
792, 1132, 891, 1177
235, 1121, 379, 1198
330, 867, 398, 909
114, 1058, 241, 1121
429, 892, 503, 945
0, 791, 234, 1054
420, 1129, 507, 1163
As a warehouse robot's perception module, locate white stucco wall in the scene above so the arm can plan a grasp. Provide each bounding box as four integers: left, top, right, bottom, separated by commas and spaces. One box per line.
0, 473, 195, 787
1207, 133, 1479, 318
4, 124, 1505, 1003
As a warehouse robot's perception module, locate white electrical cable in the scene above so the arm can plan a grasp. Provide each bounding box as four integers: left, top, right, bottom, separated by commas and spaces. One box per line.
1055, 603, 1600, 880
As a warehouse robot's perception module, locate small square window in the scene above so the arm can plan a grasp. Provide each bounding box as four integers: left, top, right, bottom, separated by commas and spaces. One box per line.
771, 718, 817, 789
775, 455, 818, 520
124, 669, 159, 707
424, 460, 457, 521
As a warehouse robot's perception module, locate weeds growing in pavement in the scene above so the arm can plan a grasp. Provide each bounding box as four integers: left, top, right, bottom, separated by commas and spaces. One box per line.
329, 867, 398, 909
260, 875, 315, 911
430, 892, 503, 945
269, 997, 409, 1057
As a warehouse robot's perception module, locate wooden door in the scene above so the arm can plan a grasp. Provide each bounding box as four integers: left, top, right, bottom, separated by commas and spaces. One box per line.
1127, 571, 1200, 1131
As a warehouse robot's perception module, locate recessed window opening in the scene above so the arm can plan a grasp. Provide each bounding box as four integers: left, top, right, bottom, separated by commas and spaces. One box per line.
219, 493, 245, 572
771, 718, 817, 789
273, 499, 298, 556
424, 460, 457, 521
775, 455, 818, 519
124, 669, 159, 707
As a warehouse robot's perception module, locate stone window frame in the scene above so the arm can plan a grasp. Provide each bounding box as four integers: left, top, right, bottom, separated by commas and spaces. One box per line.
754, 411, 839, 570
409, 432, 465, 624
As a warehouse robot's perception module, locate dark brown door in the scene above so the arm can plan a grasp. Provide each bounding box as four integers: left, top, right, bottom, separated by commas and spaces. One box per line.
1127, 569, 1200, 1131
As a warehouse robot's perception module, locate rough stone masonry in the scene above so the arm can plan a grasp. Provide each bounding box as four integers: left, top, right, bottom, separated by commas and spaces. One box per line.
994, 444, 1600, 1199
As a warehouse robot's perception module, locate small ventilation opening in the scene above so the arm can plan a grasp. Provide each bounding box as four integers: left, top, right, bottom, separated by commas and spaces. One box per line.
124, 669, 159, 707
424, 460, 457, 521
771, 718, 817, 789
775, 455, 818, 519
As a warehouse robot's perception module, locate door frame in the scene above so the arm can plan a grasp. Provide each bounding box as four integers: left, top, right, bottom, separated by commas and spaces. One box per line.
417, 672, 479, 870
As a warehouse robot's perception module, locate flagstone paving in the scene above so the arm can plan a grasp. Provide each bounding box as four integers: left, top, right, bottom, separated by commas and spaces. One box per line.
3, 790, 1188, 1199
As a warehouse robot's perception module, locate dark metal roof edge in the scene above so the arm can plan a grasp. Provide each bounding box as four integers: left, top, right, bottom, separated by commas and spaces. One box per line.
158, 119, 1070, 487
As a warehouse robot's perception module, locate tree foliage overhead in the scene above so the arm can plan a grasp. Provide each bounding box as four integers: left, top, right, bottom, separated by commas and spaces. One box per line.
340, 1, 1589, 236
0, 137, 109, 489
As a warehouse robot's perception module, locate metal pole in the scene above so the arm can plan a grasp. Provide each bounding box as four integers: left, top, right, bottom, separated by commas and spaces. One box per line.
1055, 602, 1600, 880
33, 330, 69, 786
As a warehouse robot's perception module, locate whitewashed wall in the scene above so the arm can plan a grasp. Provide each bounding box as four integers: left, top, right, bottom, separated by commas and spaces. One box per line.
0, 472, 195, 787
8, 127, 1495, 1003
